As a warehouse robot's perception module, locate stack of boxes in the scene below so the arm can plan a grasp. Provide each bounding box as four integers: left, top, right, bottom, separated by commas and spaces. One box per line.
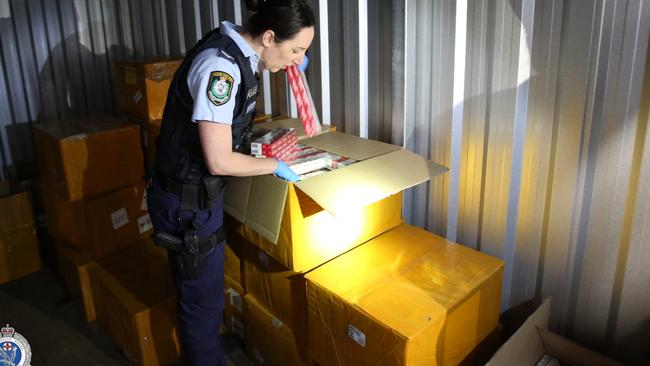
0, 182, 41, 284
32, 57, 185, 366
221, 119, 505, 365
114, 58, 182, 171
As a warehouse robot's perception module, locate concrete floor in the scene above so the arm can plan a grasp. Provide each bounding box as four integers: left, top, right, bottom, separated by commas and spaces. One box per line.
0, 266, 252, 366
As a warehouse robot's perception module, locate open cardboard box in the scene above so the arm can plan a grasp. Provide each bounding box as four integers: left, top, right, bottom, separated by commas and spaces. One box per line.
486, 298, 624, 366
224, 119, 448, 272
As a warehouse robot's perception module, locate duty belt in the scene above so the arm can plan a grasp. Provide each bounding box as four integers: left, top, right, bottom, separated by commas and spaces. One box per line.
153, 227, 225, 254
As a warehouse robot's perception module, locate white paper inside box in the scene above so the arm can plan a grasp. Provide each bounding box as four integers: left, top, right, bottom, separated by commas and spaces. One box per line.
224, 119, 448, 272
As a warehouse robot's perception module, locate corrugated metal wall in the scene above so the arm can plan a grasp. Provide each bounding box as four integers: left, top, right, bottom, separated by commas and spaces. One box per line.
2, 0, 650, 363
0, 0, 396, 180
404, 0, 650, 364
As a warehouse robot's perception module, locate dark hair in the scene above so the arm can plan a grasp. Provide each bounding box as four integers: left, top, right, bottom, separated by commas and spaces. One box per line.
244, 0, 315, 43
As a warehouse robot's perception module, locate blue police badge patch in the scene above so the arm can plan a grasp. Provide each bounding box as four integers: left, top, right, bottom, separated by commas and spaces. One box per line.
0, 324, 32, 366
207, 71, 234, 106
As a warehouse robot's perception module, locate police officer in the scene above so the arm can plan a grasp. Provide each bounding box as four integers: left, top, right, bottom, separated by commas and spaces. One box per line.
147, 1, 315, 365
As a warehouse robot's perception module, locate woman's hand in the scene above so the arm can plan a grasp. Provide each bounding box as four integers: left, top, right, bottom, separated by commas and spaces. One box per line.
274, 161, 300, 182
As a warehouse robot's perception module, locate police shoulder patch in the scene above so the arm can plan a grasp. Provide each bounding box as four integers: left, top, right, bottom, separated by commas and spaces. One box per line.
207, 71, 234, 106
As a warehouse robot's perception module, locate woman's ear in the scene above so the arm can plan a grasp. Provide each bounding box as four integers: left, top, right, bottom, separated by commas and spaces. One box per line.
262, 30, 276, 47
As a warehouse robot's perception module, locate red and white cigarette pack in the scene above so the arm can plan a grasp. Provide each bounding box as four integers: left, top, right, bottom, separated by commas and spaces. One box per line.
250, 128, 297, 158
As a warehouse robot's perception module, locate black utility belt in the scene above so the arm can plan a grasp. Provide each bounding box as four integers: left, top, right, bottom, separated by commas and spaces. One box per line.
156, 173, 225, 211
154, 227, 225, 255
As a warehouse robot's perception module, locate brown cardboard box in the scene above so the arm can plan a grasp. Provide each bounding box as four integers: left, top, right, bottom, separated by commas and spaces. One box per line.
224, 240, 244, 287
231, 232, 307, 345
33, 117, 144, 201
91, 241, 179, 366
244, 295, 307, 366
306, 224, 504, 366
225, 120, 447, 272
0, 191, 33, 236
0, 226, 41, 284
55, 241, 96, 321
42, 181, 153, 259
114, 59, 182, 122
486, 299, 623, 366
224, 275, 246, 340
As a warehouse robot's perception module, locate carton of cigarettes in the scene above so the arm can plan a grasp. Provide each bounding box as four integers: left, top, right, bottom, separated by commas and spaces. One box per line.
250, 128, 297, 158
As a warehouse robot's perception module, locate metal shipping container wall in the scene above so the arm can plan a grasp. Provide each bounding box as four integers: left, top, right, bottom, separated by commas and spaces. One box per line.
0, 0, 398, 179
2, 0, 650, 364
403, 0, 650, 364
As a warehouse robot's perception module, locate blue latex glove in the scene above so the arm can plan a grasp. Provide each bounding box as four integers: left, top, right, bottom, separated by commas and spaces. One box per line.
274, 161, 300, 182
298, 55, 309, 72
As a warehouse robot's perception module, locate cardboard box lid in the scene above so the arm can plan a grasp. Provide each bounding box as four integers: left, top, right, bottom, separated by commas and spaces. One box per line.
224, 131, 448, 244
305, 224, 504, 338
486, 299, 624, 366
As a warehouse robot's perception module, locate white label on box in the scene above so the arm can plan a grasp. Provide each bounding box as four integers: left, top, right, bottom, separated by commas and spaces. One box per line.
110, 208, 129, 230
348, 324, 366, 347
132, 89, 143, 104
228, 289, 243, 312
271, 317, 283, 328
250, 143, 261, 156
141, 189, 148, 211
137, 214, 153, 234
231, 316, 245, 340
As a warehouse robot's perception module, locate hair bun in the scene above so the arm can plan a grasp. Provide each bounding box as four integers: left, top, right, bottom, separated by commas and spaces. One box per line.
245, 0, 260, 11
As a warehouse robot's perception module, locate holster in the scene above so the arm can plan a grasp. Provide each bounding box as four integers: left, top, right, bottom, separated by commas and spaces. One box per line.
153, 227, 225, 280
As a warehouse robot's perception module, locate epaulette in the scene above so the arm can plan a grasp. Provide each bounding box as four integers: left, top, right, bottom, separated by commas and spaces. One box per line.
217, 49, 236, 64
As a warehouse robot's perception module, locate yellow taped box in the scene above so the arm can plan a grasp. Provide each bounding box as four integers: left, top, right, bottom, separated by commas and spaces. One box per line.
244, 295, 307, 366
225, 119, 447, 272
90, 241, 179, 366
306, 224, 504, 366
0, 191, 33, 236
114, 58, 182, 122
42, 181, 153, 259
55, 241, 96, 321
33, 116, 144, 201
0, 227, 41, 284
224, 275, 246, 340
229, 231, 308, 348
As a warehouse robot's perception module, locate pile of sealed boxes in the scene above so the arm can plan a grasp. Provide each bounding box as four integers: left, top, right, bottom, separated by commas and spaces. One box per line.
0, 181, 41, 285
222, 117, 506, 365
34, 58, 183, 366
32, 54, 506, 366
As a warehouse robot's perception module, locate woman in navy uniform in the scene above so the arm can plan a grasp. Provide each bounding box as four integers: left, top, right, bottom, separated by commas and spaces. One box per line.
147, 1, 314, 364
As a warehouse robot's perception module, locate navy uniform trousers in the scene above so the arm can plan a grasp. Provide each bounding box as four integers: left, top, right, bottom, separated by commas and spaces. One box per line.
147, 178, 226, 366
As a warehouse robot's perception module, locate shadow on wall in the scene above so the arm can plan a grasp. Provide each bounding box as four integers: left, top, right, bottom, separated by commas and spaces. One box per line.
0, 11, 128, 182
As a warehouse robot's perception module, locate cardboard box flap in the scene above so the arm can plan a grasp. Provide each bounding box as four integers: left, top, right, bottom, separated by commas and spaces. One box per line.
301, 131, 401, 161
224, 175, 288, 244
486, 298, 550, 365
223, 177, 253, 224
537, 328, 624, 366
295, 149, 448, 217
487, 299, 624, 366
